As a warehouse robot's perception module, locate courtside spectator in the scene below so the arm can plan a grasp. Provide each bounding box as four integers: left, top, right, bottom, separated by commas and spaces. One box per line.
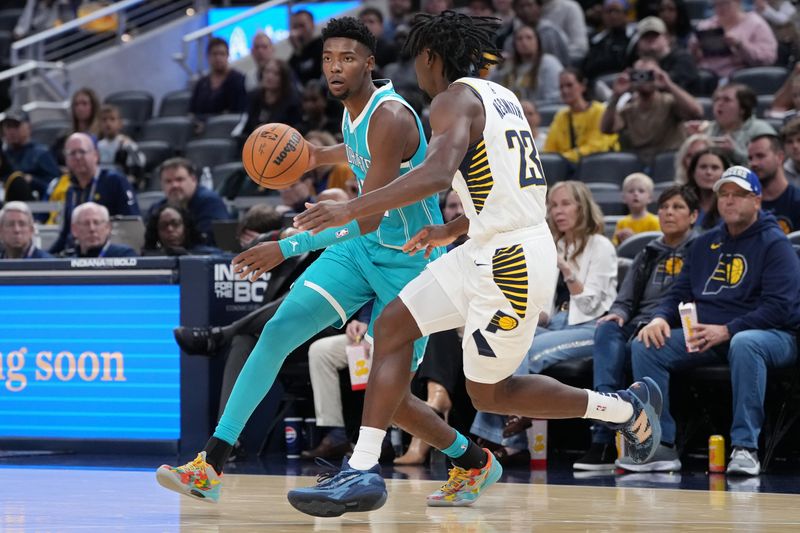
601, 57, 702, 164
748, 134, 800, 234
62, 202, 137, 258
142, 204, 221, 256
0, 201, 51, 259
629, 166, 800, 476
1, 108, 60, 198
147, 157, 230, 246
50, 132, 140, 254
244, 32, 275, 92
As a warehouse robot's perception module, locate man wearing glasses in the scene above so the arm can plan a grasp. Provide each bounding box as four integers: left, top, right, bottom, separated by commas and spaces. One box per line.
49, 132, 139, 254
629, 166, 800, 476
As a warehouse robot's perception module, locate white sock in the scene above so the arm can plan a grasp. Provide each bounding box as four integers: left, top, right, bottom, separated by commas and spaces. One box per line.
347, 426, 386, 471
583, 390, 633, 424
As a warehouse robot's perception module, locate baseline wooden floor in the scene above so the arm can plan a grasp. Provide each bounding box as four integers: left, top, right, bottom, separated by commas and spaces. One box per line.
2, 467, 800, 532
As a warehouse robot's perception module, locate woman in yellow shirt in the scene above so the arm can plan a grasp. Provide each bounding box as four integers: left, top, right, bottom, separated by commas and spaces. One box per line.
543, 68, 620, 163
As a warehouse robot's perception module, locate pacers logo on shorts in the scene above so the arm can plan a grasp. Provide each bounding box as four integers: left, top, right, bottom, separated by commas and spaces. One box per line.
487, 310, 519, 332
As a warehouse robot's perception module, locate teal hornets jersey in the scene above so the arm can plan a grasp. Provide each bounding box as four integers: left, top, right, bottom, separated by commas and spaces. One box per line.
342, 80, 443, 249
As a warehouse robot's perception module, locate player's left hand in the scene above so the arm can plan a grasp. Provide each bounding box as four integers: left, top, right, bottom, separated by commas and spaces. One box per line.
293, 200, 353, 234
232, 241, 285, 282
688, 323, 730, 353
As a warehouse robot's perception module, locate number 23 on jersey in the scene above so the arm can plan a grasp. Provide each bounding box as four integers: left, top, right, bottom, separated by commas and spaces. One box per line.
505, 129, 547, 189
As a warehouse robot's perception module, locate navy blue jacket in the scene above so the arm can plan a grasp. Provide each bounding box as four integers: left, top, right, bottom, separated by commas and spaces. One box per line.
146, 186, 230, 245
653, 212, 800, 335
50, 169, 140, 254
0, 245, 51, 259
3, 142, 61, 197
762, 183, 800, 234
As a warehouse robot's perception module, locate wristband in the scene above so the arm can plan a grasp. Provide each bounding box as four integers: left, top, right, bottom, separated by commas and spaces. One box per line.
278, 220, 361, 258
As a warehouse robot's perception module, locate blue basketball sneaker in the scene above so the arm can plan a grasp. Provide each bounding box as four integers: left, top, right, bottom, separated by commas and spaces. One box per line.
608, 377, 663, 464
287, 458, 387, 517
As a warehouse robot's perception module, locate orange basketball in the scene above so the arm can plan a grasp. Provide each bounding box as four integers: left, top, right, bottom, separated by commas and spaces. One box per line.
242, 123, 310, 189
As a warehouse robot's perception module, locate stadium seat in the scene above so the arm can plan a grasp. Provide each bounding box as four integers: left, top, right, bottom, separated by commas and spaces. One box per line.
730, 67, 789, 96
184, 138, 239, 170
105, 90, 154, 127
137, 140, 172, 174
788, 230, 800, 245
139, 116, 194, 152
757, 95, 774, 118
697, 97, 714, 120
0, 30, 11, 64
136, 191, 166, 212
616, 230, 662, 259
159, 89, 192, 117
654, 181, 675, 197
617, 257, 633, 290
584, 182, 619, 193
536, 103, 564, 128
211, 162, 245, 192
765, 117, 784, 134
651, 151, 677, 183
575, 152, 643, 185
30, 120, 71, 147
0, 9, 22, 32
203, 114, 245, 139
696, 69, 719, 97
684, 0, 709, 21
540, 153, 572, 183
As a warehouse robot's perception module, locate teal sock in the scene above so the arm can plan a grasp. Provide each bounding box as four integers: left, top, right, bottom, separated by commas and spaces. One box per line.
440, 431, 470, 458
213, 296, 332, 445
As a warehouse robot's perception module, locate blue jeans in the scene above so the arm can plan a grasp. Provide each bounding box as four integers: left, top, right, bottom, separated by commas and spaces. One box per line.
471, 311, 598, 448
591, 319, 639, 444
631, 328, 797, 449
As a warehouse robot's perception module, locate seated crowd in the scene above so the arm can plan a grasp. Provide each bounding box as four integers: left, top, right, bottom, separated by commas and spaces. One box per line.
2, 0, 800, 479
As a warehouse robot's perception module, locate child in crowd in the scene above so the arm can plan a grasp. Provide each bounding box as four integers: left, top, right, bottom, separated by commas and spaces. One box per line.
96, 105, 146, 189
613, 172, 660, 245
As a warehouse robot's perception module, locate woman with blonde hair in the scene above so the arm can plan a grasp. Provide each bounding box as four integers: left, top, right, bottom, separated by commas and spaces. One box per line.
471, 181, 618, 465
674, 133, 711, 184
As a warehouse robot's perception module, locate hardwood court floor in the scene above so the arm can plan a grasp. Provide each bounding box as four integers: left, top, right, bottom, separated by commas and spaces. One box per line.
2, 467, 800, 532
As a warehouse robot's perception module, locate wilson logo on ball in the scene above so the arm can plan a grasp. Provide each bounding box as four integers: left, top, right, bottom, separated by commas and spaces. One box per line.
273, 132, 301, 165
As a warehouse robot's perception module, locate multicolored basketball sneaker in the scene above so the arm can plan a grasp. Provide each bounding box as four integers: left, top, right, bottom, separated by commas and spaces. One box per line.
287, 458, 387, 517
426, 449, 502, 507
156, 452, 222, 503
608, 377, 663, 464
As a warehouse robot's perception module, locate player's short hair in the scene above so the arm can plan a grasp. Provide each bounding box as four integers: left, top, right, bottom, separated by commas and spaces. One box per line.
322, 16, 377, 55
403, 10, 502, 81
622, 172, 654, 194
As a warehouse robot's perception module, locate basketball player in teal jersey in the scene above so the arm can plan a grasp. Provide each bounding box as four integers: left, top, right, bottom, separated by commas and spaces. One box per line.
290, 11, 664, 516
156, 17, 501, 507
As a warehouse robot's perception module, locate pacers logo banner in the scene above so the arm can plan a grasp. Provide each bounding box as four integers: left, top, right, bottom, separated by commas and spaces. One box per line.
0, 285, 180, 440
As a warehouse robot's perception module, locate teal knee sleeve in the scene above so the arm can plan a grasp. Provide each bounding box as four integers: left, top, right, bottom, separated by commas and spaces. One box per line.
213, 296, 334, 445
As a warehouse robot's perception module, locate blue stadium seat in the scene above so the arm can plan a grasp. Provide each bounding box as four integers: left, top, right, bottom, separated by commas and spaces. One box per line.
159, 90, 192, 117
730, 67, 789, 96
576, 152, 643, 185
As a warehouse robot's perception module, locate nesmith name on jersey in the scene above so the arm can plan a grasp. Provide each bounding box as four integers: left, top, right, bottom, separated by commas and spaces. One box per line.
492, 97, 523, 120
346, 145, 371, 173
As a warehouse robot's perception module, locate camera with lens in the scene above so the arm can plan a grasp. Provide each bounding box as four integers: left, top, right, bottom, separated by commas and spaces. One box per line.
629, 69, 655, 83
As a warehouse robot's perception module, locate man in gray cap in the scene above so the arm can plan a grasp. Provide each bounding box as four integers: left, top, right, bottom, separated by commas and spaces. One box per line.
1, 108, 60, 199
631, 16, 699, 93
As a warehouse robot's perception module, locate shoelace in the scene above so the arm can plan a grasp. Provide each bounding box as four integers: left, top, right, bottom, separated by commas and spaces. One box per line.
438, 467, 471, 495
312, 457, 341, 485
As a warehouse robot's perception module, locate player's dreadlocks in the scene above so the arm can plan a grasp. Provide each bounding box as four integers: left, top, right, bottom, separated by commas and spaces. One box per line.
321, 16, 377, 55
402, 10, 502, 82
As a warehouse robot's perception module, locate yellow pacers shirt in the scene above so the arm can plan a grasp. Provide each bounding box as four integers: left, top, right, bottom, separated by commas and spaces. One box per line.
613, 212, 661, 245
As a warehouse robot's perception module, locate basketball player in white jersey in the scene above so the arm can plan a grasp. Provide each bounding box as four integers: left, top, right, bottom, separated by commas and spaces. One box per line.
289, 11, 663, 516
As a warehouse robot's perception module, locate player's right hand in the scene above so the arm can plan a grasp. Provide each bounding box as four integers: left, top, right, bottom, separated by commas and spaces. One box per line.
637, 317, 671, 349
403, 224, 457, 258
232, 241, 285, 282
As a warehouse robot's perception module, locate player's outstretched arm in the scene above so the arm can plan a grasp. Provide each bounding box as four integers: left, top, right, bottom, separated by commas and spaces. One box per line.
294, 88, 480, 234
306, 142, 347, 169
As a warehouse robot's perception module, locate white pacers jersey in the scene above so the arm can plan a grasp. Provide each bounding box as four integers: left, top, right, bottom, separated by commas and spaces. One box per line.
451, 77, 548, 243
